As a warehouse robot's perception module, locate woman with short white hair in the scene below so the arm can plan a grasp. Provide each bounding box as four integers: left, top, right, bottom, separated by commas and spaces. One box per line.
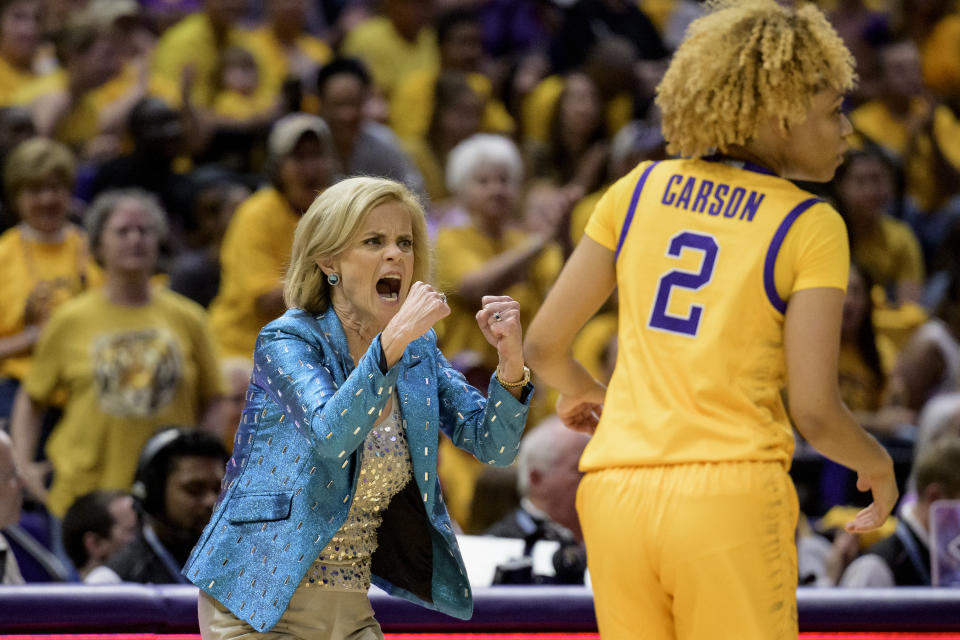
445, 133, 524, 196
435, 134, 564, 375
433, 132, 566, 530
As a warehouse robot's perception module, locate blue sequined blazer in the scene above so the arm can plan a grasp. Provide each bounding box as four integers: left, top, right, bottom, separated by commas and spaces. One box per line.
183, 308, 532, 632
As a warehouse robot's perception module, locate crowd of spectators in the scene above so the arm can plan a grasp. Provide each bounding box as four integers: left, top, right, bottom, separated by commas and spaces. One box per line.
0, 0, 958, 592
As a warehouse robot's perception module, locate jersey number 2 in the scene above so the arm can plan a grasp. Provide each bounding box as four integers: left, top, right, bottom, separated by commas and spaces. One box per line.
648, 231, 719, 337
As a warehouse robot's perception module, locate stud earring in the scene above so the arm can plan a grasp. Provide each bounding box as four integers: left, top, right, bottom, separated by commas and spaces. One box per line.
327, 273, 340, 286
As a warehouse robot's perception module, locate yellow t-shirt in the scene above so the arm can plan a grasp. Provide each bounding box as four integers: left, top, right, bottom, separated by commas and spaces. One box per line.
402, 137, 447, 203
817, 0, 888, 10
570, 188, 606, 245
0, 55, 40, 106
11, 63, 179, 151
25, 287, 222, 516
433, 224, 561, 530
932, 104, 960, 170
638, 0, 675, 34
341, 16, 438, 95
212, 89, 269, 120
152, 13, 265, 109
389, 69, 514, 139
581, 158, 849, 470
850, 98, 929, 157
873, 300, 928, 354
244, 25, 332, 99
838, 335, 897, 413
13, 71, 98, 149
905, 105, 960, 212
0, 225, 103, 381
572, 310, 618, 383
208, 188, 299, 359
97, 62, 182, 109
853, 216, 925, 293
922, 14, 960, 99
521, 75, 633, 144
434, 224, 562, 372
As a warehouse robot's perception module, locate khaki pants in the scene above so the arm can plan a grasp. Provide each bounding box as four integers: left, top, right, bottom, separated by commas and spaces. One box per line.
198, 587, 384, 640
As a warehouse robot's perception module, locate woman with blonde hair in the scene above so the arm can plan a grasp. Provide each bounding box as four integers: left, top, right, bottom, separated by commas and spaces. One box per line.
525, 0, 898, 637
0, 137, 98, 428
185, 176, 532, 638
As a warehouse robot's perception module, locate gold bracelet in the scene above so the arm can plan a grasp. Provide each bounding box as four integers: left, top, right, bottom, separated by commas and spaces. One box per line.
496, 365, 530, 388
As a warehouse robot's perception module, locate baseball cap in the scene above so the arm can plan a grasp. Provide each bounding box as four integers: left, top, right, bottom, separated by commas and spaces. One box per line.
267, 113, 331, 160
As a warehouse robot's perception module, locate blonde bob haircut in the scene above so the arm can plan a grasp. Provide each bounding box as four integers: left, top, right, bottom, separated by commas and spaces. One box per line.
4, 137, 76, 202
284, 177, 430, 314
656, 0, 855, 158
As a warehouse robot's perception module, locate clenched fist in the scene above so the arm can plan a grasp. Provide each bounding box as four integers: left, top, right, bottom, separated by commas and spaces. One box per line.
476, 296, 524, 382
381, 281, 449, 365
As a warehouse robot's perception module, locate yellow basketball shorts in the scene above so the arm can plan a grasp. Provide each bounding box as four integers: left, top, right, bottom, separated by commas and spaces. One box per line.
577, 461, 799, 640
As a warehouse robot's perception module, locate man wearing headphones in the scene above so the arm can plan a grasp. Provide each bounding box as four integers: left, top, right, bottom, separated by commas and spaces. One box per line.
486, 416, 590, 584
106, 427, 228, 584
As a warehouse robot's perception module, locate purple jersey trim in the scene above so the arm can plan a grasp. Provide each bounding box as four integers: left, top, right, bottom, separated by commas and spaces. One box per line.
615, 161, 661, 261
763, 197, 823, 314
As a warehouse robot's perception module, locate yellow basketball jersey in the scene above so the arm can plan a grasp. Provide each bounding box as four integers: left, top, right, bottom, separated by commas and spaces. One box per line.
581, 158, 849, 470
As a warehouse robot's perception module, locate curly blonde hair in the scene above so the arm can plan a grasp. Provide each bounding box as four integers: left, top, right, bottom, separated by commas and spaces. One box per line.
656, 0, 855, 158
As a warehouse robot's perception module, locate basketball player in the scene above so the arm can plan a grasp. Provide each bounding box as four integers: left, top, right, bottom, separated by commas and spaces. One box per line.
524, 1, 899, 637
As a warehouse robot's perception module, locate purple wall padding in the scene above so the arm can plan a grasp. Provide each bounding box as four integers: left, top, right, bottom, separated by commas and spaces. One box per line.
0, 586, 958, 633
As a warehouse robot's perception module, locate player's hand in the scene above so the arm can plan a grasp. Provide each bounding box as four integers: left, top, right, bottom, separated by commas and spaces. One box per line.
845, 468, 898, 533
556, 384, 606, 435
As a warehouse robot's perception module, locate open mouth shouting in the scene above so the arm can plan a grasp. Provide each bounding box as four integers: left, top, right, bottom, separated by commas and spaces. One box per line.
376, 275, 403, 302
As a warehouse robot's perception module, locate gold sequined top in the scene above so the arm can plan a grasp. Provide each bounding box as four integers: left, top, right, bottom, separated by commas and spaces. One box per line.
300, 396, 412, 591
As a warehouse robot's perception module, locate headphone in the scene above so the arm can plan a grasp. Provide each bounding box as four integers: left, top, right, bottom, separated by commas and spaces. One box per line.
131, 427, 189, 518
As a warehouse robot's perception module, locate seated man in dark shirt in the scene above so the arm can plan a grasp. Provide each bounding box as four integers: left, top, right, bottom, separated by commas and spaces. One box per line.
107, 428, 227, 584
62, 489, 138, 583
485, 415, 590, 583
